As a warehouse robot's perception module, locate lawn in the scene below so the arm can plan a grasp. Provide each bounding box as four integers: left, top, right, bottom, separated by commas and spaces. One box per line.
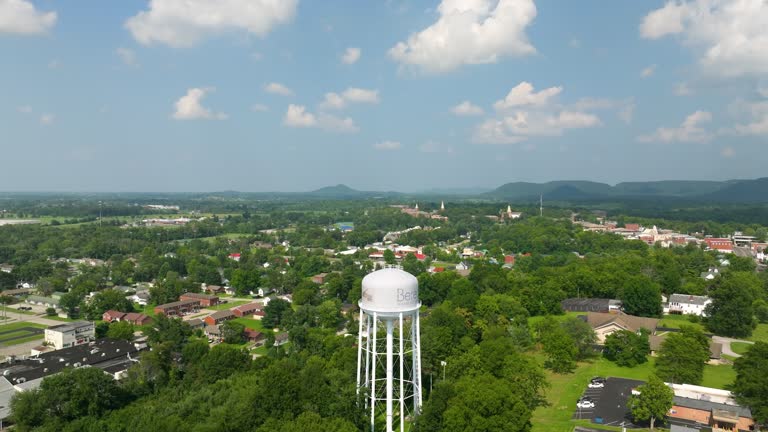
747, 323, 768, 343
0, 322, 46, 331
4, 334, 45, 346
657, 314, 705, 331
45, 315, 78, 322
701, 363, 736, 390
232, 317, 267, 332
528, 311, 585, 328
206, 300, 249, 311
0, 322, 46, 346
1, 306, 39, 317
730, 342, 753, 355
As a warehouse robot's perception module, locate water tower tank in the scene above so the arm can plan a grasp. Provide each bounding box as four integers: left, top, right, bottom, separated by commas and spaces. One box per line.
360, 268, 419, 313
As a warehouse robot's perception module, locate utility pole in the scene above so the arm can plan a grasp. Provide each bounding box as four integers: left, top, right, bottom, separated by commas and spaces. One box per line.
539, 194, 543, 217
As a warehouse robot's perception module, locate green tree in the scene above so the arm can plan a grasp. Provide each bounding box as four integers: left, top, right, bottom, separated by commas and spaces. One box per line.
706, 272, 759, 337
655, 328, 709, 384
263, 298, 293, 329
535, 318, 577, 373
621, 275, 662, 317
220, 320, 246, 344
732, 341, 768, 424
106, 320, 135, 340
561, 316, 597, 360
628, 375, 674, 431
754, 299, 768, 324
603, 330, 649, 367
84, 288, 133, 320
383, 249, 396, 265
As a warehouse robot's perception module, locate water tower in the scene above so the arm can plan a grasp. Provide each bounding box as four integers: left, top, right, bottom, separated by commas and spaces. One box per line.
357, 268, 422, 432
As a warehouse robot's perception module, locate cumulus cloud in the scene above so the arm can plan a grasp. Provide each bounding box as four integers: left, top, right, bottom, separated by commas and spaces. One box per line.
389, 0, 537, 73
283, 104, 358, 133
320, 87, 379, 110
0, 0, 56, 34
264, 82, 293, 96
640, 64, 656, 78
125, 0, 297, 47
732, 101, 768, 136
373, 140, 401, 151
472, 82, 605, 144
341, 47, 361, 64
116, 47, 139, 67
637, 110, 713, 143
674, 82, 693, 96
172, 87, 227, 120
493, 82, 562, 110
451, 101, 484, 116
640, 0, 768, 77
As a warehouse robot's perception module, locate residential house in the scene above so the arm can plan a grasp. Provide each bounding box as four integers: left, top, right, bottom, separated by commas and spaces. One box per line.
0, 264, 13, 273
154, 299, 200, 317
311, 273, 328, 284
128, 291, 150, 306
700, 267, 720, 280
179, 292, 219, 307
231, 302, 263, 318
586, 312, 659, 344
244, 329, 265, 345
25, 295, 59, 308
2, 288, 32, 297
204, 285, 225, 295
455, 262, 471, 271
228, 253, 241, 262
122, 312, 152, 326
204, 325, 222, 342
102, 310, 125, 322
186, 318, 205, 330
274, 333, 289, 346
204, 310, 235, 326
666, 294, 712, 317
561, 298, 622, 314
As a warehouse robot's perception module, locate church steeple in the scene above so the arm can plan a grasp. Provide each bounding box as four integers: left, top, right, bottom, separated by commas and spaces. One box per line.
440, 201, 445, 211
506, 205, 512, 214
415, 203, 419, 211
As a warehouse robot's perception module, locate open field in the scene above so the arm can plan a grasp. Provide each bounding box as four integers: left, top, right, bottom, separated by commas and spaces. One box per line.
0, 322, 46, 346
747, 323, 768, 343
232, 317, 267, 332
730, 342, 753, 355
658, 314, 705, 331
206, 300, 249, 311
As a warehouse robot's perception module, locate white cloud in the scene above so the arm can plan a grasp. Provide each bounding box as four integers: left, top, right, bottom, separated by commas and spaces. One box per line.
640, 0, 768, 77
320, 87, 379, 110
373, 140, 401, 151
451, 101, 484, 116
116, 47, 139, 67
674, 82, 693, 96
721, 146, 735, 158
264, 82, 293, 96
618, 102, 635, 125
283, 104, 358, 133
17, 105, 32, 114
172, 87, 227, 120
125, 0, 297, 47
732, 101, 768, 136
39, 113, 54, 125
637, 110, 713, 143
493, 82, 562, 110
640, 64, 656, 78
251, 103, 269, 112
341, 47, 361, 64
0, 0, 56, 34
389, 0, 537, 73
473, 83, 604, 144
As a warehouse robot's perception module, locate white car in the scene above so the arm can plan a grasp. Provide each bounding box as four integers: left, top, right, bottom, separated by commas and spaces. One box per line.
588, 381, 605, 389
577, 399, 595, 409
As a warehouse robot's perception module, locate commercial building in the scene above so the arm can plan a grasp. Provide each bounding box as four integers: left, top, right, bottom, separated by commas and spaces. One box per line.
44, 321, 95, 350
179, 292, 220, 307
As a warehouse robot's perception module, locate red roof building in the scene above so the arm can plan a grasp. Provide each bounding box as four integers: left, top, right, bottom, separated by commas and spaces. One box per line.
624, 223, 640, 231
122, 312, 152, 326
179, 292, 220, 307
414, 253, 427, 261
504, 255, 515, 265
204, 310, 235, 326
231, 302, 263, 317
102, 310, 125, 322
705, 238, 733, 253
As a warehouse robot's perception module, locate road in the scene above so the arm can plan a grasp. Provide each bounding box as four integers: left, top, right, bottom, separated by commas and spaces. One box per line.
712, 336, 754, 358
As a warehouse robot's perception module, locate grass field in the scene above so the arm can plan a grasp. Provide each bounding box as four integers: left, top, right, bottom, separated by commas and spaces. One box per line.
232, 317, 267, 332
747, 323, 768, 343
45, 315, 77, 322
530, 353, 735, 432
0, 322, 47, 346
206, 300, 249, 311
658, 314, 705, 331
730, 342, 753, 355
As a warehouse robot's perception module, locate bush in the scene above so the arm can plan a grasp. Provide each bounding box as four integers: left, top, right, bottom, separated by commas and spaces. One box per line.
45, 307, 56, 316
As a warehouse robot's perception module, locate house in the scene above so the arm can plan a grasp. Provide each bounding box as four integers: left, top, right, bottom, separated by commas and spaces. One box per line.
666, 294, 712, 317
44, 321, 95, 350
340, 303, 357, 316
2, 288, 32, 297
253, 310, 265, 320
204, 285, 225, 295
504, 255, 515, 265
179, 292, 219, 307
186, 318, 205, 330
455, 262, 471, 271
414, 253, 427, 261
128, 291, 150, 306
704, 238, 733, 254
0, 264, 13, 273
228, 253, 241, 262
154, 299, 200, 317
204, 310, 235, 326
700, 267, 720, 280
102, 310, 125, 322
624, 223, 641, 231
204, 325, 222, 342
256, 287, 274, 297
561, 298, 622, 314
311, 273, 328, 284
586, 312, 659, 344
274, 333, 289, 346
25, 295, 60, 308
122, 312, 152, 326
244, 329, 265, 345
231, 302, 263, 317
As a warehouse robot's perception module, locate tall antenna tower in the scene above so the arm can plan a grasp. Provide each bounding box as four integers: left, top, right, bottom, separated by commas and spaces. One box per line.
357, 268, 422, 432
539, 194, 543, 217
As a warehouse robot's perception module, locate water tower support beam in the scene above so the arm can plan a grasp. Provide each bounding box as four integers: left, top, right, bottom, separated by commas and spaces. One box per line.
386, 319, 394, 432
399, 313, 405, 432
371, 312, 377, 432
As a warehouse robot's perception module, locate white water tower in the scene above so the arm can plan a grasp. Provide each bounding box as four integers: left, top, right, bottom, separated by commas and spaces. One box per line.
357, 268, 422, 432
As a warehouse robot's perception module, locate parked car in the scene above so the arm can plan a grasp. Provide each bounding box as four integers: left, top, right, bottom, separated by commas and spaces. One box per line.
588, 378, 605, 388
577, 398, 595, 409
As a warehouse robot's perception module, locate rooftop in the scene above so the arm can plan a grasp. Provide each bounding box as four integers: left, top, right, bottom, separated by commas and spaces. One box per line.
47, 320, 93, 332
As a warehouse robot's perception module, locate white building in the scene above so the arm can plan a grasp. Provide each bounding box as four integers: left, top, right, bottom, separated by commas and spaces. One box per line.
666, 294, 712, 317
44, 321, 95, 350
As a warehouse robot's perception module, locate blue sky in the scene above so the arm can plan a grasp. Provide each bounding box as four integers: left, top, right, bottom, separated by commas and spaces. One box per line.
2, 0, 767, 192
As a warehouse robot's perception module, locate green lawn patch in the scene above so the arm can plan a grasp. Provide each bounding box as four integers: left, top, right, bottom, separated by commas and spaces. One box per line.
658, 314, 705, 331
3, 334, 44, 346
2, 306, 39, 316
701, 363, 735, 390
747, 323, 768, 343
45, 315, 78, 322
206, 300, 249, 311
0, 322, 46, 331
232, 317, 267, 332
730, 342, 752, 355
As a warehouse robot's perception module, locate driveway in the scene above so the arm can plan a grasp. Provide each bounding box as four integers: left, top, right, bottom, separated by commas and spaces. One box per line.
713, 336, 754, 358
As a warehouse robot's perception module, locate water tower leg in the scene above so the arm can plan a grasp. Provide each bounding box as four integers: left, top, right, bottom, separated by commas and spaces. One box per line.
386, 319, 394, 432
399, 313, 405, 432
356, 311, 364, 393
371, 313, 377, 432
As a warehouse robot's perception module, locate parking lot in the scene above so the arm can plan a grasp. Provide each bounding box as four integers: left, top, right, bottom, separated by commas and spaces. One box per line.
572, 377, 646, 428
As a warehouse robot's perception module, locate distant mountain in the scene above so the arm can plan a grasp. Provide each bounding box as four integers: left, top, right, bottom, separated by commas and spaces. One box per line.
486, 178, 768, 203
309, 184, 365, 198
